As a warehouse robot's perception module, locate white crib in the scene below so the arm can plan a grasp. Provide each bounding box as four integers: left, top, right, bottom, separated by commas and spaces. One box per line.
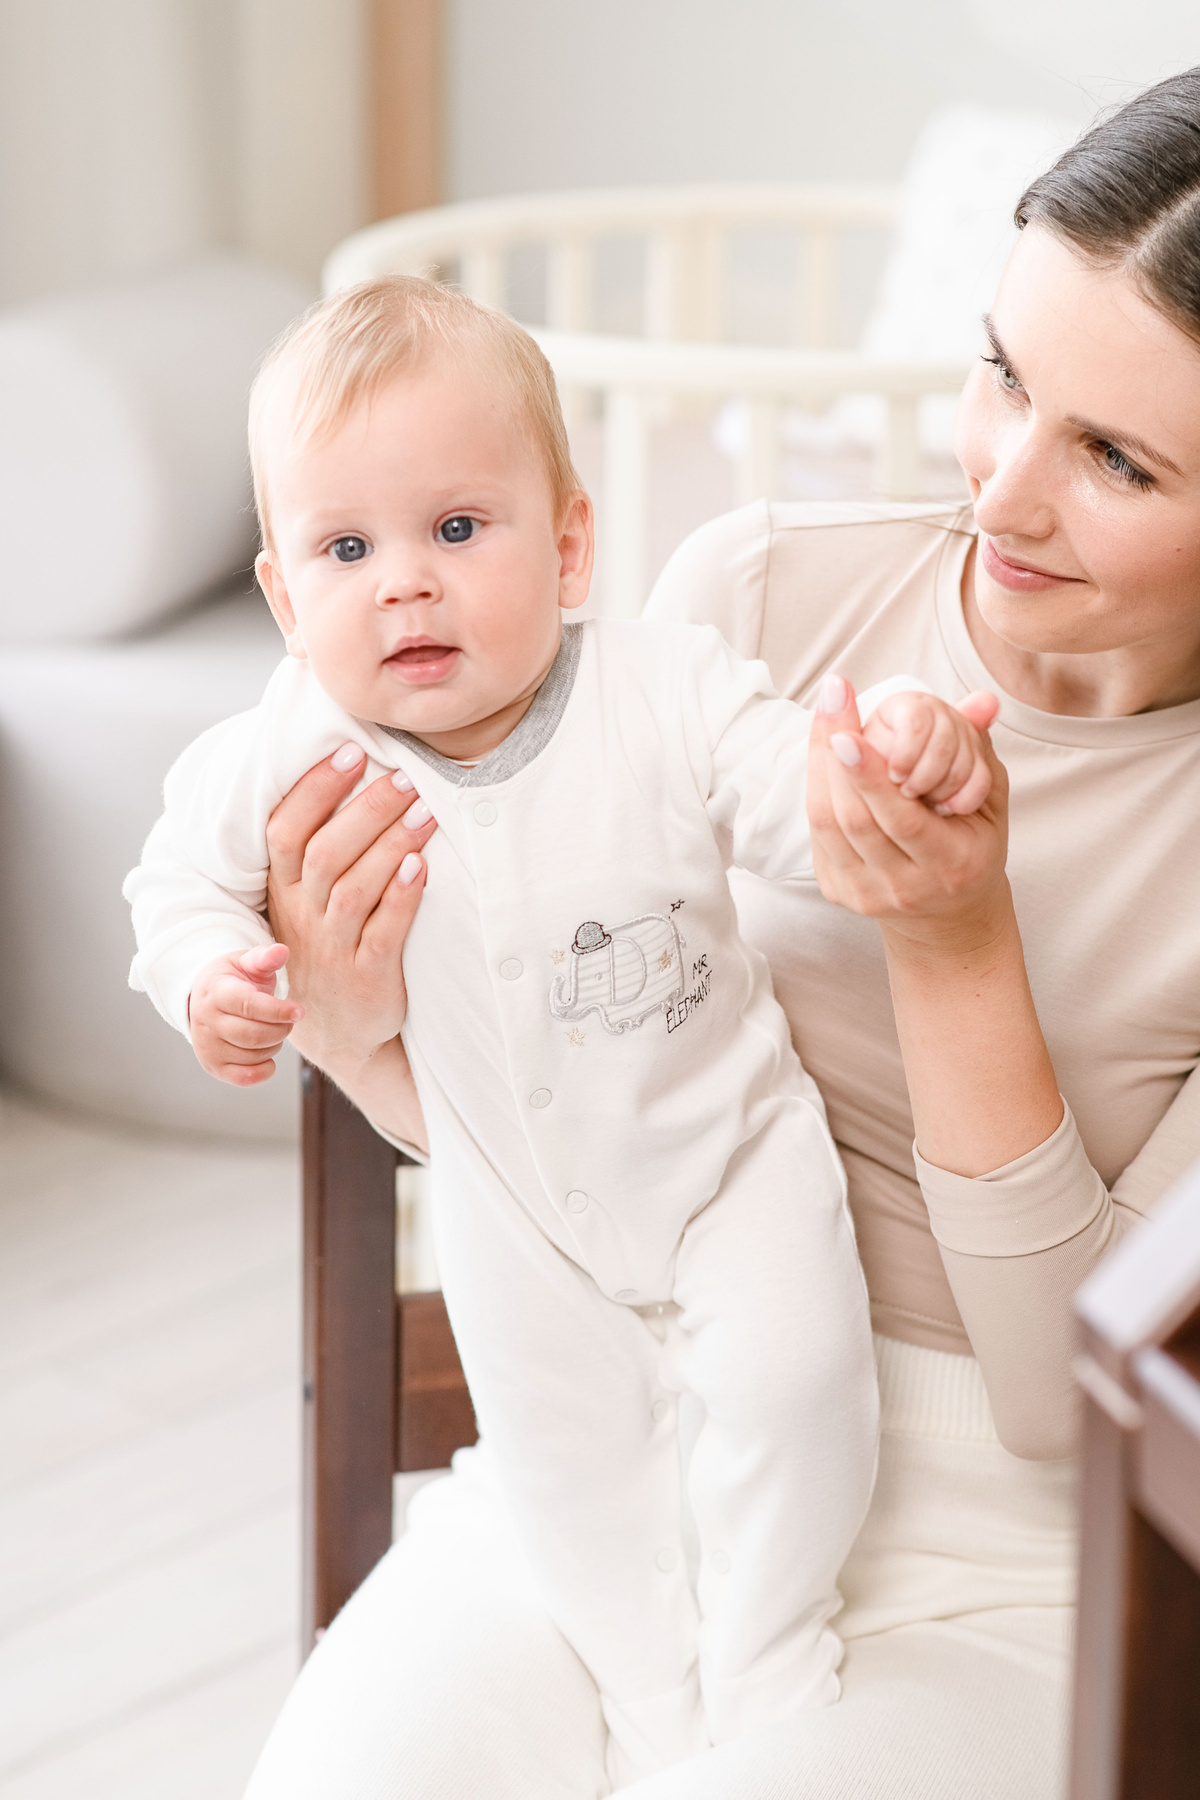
323, 184, 973, 616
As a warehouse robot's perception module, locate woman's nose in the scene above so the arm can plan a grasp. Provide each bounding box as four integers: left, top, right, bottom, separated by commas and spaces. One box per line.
971, 419, 1058, 545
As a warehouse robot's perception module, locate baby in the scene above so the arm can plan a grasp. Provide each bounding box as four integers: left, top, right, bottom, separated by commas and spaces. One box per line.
126, 278, 995, 1785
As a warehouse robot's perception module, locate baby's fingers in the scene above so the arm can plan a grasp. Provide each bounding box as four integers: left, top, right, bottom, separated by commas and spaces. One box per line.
235, 943, 290, 992
896, 710, 966, 800
213, 1012, 296, 1052
876, 695, 934, 782
935, 755, 994, 816
214, 976, 302, 1028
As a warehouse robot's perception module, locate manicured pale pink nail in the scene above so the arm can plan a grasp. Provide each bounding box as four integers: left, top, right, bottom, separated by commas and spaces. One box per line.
397, 853, 423, 885
406, 798, 433, 827
830, 732, 862, 768
332, 742, 364, 772
818, 673, 848, 714
392, 769, 415, 791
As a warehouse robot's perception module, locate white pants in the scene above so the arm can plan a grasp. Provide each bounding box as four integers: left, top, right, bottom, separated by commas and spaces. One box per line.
427, 1099, 877, 1779
245, 1336, 1075, 1800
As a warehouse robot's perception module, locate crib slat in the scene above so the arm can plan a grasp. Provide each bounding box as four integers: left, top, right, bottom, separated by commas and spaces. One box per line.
547, 237, 591, 432
645, 222, 722, 342
734, 398, 781, 507
547, 236, 592, 331
645, 229, 683, 341
877, 394, 921, 499
799, 226, 836, 348
460, 244, 505, 308
603, 386, 651, 618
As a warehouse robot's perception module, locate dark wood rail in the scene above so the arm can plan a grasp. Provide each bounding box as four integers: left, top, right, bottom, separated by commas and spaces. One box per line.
1070, 1167, 1200, 1799
301, 1063, 476, 1650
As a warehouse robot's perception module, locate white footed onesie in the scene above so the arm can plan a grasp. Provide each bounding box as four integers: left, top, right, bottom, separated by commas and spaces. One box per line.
126, 617, 889, 1782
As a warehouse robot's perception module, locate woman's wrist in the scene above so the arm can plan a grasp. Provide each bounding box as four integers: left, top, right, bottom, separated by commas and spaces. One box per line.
879, 876, 1016, 964
318, 1034, 429, 1154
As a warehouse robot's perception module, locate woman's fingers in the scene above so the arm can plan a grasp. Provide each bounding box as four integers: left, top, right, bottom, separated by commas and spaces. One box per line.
358, 846, 428, 970
825, 738, 920, 875
323, 806, 436, 947
813, 672, 864, 739
265, 744, 369, 888
298, 771, 434, 913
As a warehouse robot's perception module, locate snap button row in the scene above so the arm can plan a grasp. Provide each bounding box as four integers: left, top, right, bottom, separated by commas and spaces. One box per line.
655, 1548, 679, 1574
473, 800, 497, 825
710, 1550, 732, 1575
499, 958, 523, 980
566, 1189, 589, 1214
614, 1287, 638, 1302
528, 1087, 552, 1109
650, 1397, 670, 1423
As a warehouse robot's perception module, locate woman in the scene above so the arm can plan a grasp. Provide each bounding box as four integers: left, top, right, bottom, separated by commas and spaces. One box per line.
246, 70, 1200, 1798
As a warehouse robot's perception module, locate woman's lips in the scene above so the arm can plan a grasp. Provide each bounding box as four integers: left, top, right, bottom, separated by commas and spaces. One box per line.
980, 536, 1077, 593
385, 643, 460, 683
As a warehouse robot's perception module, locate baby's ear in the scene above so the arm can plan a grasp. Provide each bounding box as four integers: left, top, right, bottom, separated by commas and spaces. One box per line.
256, 552, 307, 660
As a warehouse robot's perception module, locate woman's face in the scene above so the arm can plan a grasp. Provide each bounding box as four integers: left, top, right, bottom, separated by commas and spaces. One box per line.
954, 224, 1200, 670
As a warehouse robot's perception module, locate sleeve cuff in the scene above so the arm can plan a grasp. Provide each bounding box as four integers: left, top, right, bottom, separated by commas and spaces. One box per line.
915, 1099, 1109, 1257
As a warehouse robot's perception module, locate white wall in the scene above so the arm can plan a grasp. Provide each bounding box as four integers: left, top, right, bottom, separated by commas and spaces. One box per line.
0, 0, 368, 307
447, 0, 1200, 199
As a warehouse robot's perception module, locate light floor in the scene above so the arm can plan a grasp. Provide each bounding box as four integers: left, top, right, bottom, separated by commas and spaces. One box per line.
0, 1085, 302, 1798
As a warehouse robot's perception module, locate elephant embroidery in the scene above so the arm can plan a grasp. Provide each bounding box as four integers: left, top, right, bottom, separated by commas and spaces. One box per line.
549, 914, 684, 1033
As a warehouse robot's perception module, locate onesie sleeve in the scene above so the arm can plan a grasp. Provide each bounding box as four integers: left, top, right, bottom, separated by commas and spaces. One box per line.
914, 1068, 1200, 1459
678, 625, 927, 884
124, 704, 286, 1038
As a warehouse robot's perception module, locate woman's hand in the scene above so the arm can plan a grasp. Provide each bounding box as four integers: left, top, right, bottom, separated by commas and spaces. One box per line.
808, 674, 1063, 1176
808, 675, 1011, 952
265, 742, 435, 1081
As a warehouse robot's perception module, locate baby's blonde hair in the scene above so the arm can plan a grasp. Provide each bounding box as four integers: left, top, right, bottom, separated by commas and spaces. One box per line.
249, 275, 582, 553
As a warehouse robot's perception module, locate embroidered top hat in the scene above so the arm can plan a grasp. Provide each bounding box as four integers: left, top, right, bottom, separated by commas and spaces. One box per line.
571, 921, 612, 954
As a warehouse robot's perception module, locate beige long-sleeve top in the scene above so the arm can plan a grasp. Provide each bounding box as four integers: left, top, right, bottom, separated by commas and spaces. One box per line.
646, 499, 1200, 1459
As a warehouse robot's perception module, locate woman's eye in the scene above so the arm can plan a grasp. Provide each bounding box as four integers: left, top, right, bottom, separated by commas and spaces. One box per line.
1100, 444, 1154, 491
330, 536, 369, 563
438, 515, 477, 545
982, 354, 1022, 393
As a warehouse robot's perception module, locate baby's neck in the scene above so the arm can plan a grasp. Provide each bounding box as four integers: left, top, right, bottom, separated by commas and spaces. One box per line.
407, 684, 541, 762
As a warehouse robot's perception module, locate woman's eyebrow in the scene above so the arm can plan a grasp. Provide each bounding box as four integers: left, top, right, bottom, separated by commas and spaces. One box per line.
1064, 414, 1183, 478
981, 314, 1016, 374
982, 313, 1184, 479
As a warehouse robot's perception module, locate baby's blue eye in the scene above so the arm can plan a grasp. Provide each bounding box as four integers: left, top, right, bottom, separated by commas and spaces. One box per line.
330, 536, 368, 563
438, 516, 476, 544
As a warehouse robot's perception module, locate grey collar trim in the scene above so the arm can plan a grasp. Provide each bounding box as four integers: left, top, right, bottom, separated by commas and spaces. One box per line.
378, 623, 583, 788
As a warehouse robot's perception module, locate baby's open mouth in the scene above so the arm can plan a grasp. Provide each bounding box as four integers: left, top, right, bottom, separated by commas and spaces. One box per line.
385, 640, 461, 683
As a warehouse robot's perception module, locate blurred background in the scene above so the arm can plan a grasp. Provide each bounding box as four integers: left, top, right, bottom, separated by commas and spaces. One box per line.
1, 2, 1197, 1795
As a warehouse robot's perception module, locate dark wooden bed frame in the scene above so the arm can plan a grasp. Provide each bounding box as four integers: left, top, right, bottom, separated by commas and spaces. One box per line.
300, 1059, 1200, 1794
301, 1062, 475, 1648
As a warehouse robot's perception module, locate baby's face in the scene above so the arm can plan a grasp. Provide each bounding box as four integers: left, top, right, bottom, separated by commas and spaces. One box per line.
257, 359, 591, 756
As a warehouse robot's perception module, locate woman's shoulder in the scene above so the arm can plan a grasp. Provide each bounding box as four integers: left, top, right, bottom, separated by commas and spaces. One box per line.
645, 496, 974, 652
644, 497, 975, 701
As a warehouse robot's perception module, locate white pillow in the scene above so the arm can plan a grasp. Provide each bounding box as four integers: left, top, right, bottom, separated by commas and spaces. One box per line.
0, 255, 311, 641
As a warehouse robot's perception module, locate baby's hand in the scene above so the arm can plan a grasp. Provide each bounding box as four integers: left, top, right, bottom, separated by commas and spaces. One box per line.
862, 689, 1000, 815
189, 943, 302, 1086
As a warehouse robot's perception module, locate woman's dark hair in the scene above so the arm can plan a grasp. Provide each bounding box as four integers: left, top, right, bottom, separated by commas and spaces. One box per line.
1016, 67, 1200, 343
